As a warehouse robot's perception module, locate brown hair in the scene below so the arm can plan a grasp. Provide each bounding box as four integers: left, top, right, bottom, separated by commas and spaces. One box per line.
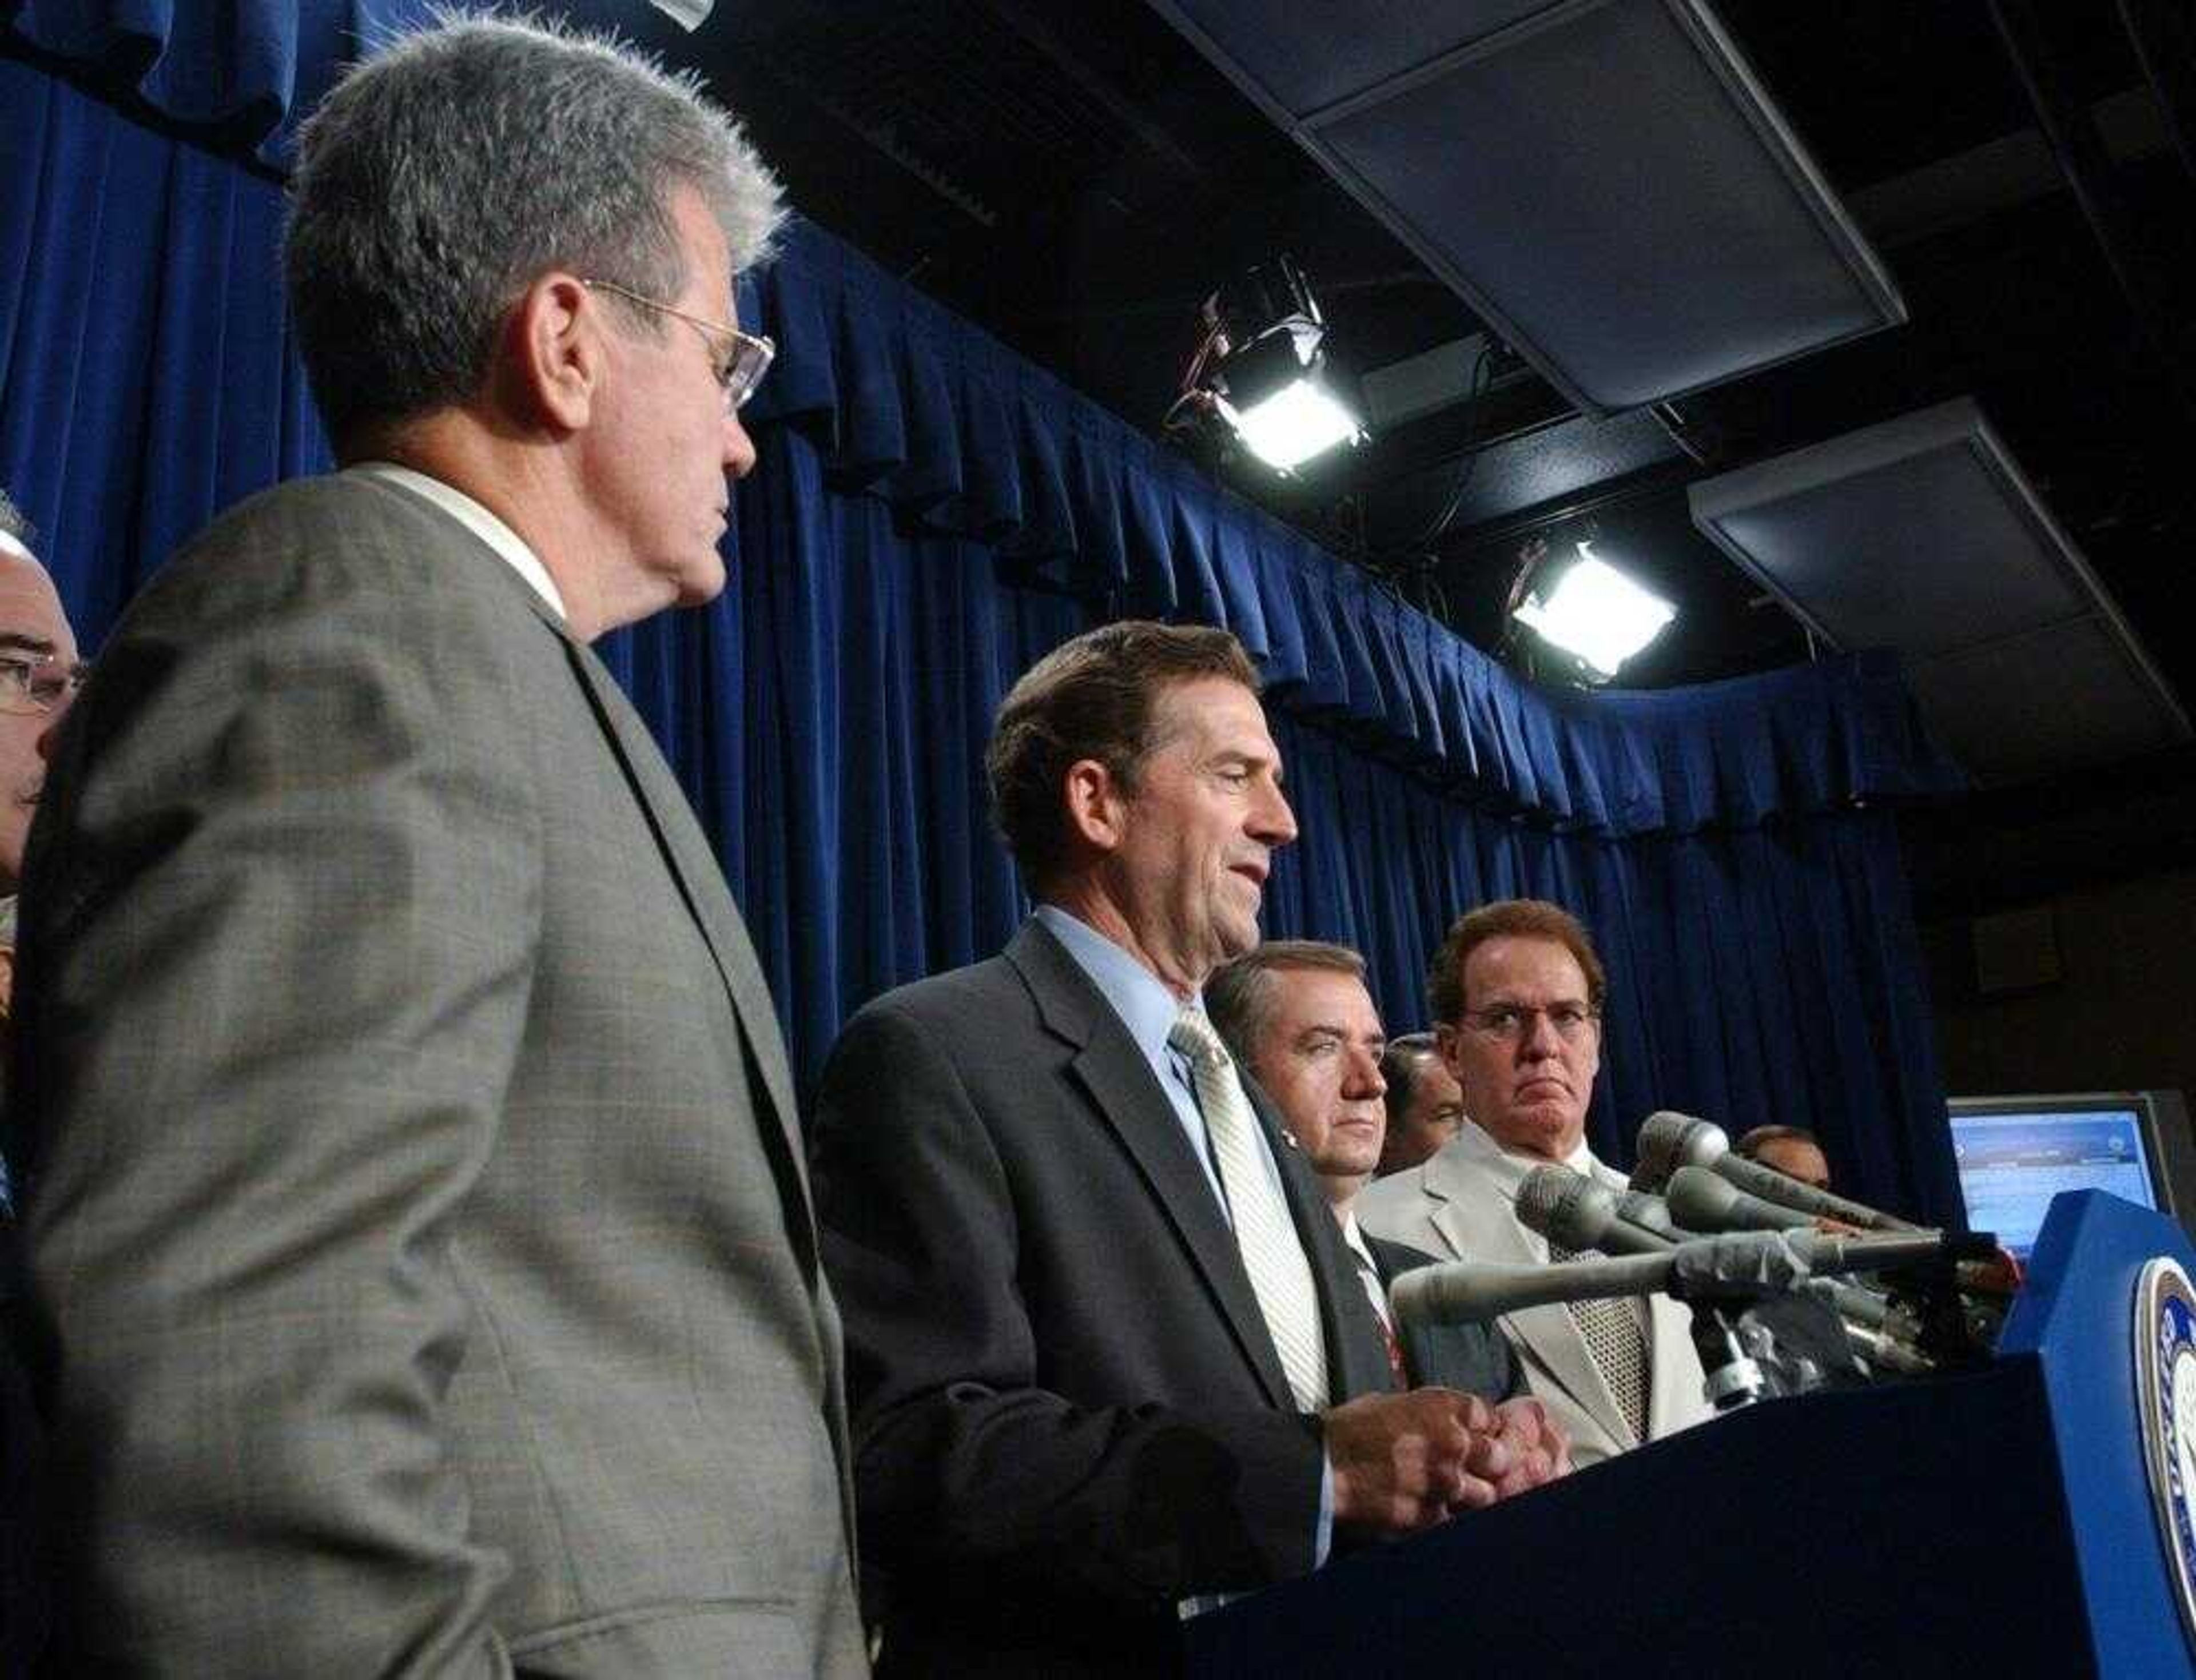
1426, 898, 1607, 1025
1205, 940, 1366, 1065
986, 620, 1259, 883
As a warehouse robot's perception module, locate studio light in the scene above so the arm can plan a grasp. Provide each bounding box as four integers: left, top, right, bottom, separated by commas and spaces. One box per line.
1512, 542, 1676, 680
1171, 257, 1367, 473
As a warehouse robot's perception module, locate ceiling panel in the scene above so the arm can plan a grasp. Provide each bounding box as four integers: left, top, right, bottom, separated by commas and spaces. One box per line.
1148, 0, 1906, 412
1689, 397, 2189, 783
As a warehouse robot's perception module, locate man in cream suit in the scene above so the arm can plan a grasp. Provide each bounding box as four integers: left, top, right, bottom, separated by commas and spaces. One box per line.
1359, 899, 1715, 1467
8, 19, 864, 1674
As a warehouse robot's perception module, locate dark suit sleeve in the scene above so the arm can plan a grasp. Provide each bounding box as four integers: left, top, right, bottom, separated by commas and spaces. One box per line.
1373, 1237, 1521, 1404
14, 496, 535, 1675
813, 1000, 1327, 1621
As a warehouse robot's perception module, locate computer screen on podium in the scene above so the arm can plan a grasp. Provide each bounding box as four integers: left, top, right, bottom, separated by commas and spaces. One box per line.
1947, 1093, 2175, 1258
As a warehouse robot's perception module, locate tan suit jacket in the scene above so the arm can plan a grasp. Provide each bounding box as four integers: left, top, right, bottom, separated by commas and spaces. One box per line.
1358, 1121, 1716, 1467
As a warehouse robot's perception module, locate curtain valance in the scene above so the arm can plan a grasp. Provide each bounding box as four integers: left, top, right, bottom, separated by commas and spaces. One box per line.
749, 221, 1964, 836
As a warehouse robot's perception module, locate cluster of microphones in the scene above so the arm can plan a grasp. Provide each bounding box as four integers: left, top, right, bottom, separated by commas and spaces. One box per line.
1391, 1112, 2018, 1410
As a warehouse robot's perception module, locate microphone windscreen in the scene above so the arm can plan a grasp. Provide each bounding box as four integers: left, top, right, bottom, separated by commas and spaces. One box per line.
1631, 1110, 1726, 1192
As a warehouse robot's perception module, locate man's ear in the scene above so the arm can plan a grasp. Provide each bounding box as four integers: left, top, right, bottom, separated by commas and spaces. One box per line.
1061, 758, 1128, 854
506, 273, 600, 432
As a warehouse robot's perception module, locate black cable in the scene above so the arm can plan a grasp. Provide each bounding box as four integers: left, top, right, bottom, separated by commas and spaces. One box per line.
1406, 342, 1496, 552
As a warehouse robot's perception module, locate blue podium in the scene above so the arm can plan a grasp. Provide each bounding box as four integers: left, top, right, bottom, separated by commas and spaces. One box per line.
1183, 1192, 2195, 1678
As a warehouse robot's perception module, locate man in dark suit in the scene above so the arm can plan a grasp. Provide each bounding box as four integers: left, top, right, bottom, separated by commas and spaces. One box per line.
9, 18, 863, 1674
812, 622, 1561, 1676
1204, 939, 1549, 1411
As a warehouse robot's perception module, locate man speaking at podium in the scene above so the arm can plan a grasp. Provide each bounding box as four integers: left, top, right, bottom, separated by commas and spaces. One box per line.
813, 624, 1559, 1675
1360, 899, 1715, 1467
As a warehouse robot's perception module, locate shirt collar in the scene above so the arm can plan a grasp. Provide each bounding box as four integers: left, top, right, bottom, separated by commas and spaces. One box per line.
348, 462, 568, 621
1338, 1211, 1375, 1269
1032, 903, 1194, 1067
1458, 1117, 1611, 1195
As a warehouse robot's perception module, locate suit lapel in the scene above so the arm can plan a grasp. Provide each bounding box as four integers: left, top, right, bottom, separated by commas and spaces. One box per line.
1008, 924, 1296, 1411
1423, 1140, 1632, 1448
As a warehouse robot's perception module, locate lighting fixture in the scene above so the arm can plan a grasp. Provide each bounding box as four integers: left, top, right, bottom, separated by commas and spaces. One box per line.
1171, 257, 1367, 473
1511, 542, 1676, 680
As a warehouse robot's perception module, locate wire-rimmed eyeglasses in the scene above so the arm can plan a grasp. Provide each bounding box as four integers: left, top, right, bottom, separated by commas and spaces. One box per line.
0, 647, 86, 717
580, 277, 775, 412
1455, 1002, 1600, 1044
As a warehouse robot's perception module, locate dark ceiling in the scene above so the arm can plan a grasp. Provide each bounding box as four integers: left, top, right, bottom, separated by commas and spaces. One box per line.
678, 1, 2195, 714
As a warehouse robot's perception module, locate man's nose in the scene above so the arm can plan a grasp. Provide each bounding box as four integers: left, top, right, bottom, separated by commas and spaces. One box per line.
1517, 1009, 1563, 1058
723, 408, 758, 480
1343, 1046, 1386, 1098
1251, 780, 1298, 846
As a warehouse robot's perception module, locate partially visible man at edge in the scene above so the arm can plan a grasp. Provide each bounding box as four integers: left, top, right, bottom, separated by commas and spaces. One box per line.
10, 18, 864, 1674
0, 486, 82, 1675
1206, 939, 1547, 1417
1377, 1030, 1465, 1177
812, 622, 1560, 1677
0, 492, 82, 1062
1736, 1124, 1834, 1192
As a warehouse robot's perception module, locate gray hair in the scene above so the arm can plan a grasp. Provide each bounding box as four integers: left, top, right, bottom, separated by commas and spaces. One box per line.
285, 10, 784, 452
1205, 940, 1367, 1068
0, 487, 31, 548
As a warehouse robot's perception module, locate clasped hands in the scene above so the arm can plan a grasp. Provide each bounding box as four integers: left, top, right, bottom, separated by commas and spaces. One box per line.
1326, 1389, 1570, 1536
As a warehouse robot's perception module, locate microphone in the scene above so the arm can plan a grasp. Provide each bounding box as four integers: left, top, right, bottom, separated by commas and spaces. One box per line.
1390, 1227, 1988, 1327
1633, 1110, 1930, 1234
1529, 1164, 1902, 1335
1614, 1186, 1689, 1243
1630, 1110, 1728, 1193
1392, 1248, 1681, 1325
1666, 1165, 1813, 1234
1515, 1164, 1669, 1258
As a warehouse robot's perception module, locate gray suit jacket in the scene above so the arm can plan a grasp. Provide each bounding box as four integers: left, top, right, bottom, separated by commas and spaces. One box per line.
9, 473, 865, 1675
1357, 1122, 1715, 1467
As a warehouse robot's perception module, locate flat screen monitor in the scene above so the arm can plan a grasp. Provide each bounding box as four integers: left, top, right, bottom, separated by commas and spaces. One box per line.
1947, 1092, 2175, 1259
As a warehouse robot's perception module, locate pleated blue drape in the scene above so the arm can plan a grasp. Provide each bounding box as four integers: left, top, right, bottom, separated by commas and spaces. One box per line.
0, 41, 1967, 1221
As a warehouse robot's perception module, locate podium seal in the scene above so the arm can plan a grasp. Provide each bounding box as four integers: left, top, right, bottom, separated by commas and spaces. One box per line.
2136, 1256, 2196, 1653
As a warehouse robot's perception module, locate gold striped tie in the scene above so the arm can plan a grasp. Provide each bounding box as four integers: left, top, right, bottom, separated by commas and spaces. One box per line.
1171, 1006, 1330, 1411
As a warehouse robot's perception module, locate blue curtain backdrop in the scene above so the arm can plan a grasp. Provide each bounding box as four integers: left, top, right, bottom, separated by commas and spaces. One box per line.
0, 33, 1970, 1221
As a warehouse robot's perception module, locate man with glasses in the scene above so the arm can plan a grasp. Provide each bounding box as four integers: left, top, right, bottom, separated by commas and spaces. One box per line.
0, 492, 83, 916
0, 485, 78, 1673
0, 492, 84, 1195
10, 17, 863, 1676
1359, 899, 1714, 1467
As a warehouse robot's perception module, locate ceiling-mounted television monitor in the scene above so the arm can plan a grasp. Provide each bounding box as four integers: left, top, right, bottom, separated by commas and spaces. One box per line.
1947, 1091, 2191, 1259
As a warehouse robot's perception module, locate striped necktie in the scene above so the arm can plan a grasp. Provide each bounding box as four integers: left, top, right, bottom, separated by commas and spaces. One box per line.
1350, 1244, 1410, 1390
1169, 1006, 1331, 1411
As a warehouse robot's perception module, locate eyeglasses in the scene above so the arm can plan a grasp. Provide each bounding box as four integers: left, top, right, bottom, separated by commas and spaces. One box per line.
1455, 1002, 1598, 1044
0, 648, 86, 716
580, 277, 775, 411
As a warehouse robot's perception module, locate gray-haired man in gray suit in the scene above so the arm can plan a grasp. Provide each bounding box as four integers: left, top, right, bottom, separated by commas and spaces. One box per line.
8, 18, 864, 1675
